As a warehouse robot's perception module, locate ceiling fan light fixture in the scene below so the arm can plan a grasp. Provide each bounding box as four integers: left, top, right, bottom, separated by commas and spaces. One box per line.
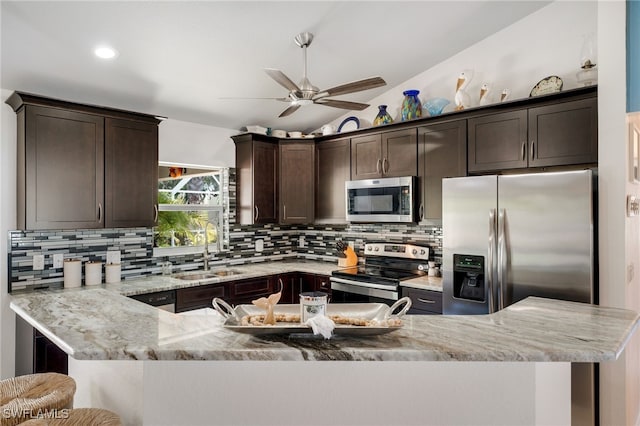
293, 99, 313, 106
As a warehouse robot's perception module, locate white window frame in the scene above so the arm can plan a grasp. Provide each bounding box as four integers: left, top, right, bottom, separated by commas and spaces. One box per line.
153, 164, 229, 257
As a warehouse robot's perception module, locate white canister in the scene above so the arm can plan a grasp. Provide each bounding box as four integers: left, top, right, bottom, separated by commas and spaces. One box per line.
63, 259, 82, 288
85, 261, 102, 286
299, 292, 327, 322
105, 263, 122, 284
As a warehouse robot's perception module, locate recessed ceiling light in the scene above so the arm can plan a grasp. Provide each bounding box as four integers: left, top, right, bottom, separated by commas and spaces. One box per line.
94, 45, 118, 59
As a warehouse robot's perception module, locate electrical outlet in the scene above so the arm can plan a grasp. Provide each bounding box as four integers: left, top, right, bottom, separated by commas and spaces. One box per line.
299, 236, 305, 248
255, 239, 264, 252
106, 250, 121, 264
33, 254, 45, 271
52, 254, 63, 269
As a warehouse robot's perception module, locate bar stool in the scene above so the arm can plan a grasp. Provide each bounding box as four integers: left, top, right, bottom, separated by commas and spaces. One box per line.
0, 373, 75, 426
18, 408, 122, 425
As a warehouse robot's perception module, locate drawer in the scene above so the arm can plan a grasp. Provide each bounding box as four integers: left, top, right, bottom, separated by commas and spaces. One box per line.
402, 287, 442, 314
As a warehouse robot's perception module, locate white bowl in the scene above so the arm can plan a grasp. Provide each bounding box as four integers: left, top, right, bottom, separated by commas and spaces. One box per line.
245, 125, 267, 135
288, 131, 303, 138
272, 129, 287, 138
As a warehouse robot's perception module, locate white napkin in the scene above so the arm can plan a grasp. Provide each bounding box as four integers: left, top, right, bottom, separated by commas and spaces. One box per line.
306, 315, 335, 339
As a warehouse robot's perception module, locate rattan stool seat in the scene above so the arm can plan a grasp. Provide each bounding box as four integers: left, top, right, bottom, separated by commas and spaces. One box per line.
0, 373, 75, 426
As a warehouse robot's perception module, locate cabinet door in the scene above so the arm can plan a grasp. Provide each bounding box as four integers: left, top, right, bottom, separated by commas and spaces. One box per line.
105, 118, 158, 227
280, 141, 314, 224
176, 284, 226, 312
468, 110, 528, 173
351, 134, 382, 180
24, 106, 104, 229
253, 141, 278, 223
528, 97, 597, 167
418, 120, 467, 221
381, 128, 418, 177
276, 273, 298, 304
315, 138, 350, 224
229, 277, 275, 305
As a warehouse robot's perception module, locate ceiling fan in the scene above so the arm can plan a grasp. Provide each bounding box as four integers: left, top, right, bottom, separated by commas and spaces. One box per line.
263, 32, 387, 117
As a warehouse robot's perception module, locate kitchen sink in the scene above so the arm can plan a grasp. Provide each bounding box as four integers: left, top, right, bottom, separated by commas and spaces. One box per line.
174, 270, 242, 281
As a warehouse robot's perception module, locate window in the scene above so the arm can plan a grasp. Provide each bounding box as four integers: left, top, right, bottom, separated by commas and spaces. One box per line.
153, 164, 229, 256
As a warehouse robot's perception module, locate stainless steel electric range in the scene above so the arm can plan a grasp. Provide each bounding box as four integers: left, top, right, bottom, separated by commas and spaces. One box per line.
330, 242, 430, 305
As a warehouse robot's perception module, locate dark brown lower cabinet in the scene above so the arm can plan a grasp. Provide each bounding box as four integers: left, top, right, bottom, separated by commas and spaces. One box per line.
277, 273, 299, 304
176, 284, 227, 312
401, 287, 442, 315
34, 330, 68, 374
229, 277, 275, 305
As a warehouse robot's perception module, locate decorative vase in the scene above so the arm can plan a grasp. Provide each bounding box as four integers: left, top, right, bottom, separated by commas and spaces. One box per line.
373, 105, 393, 126
401, 90, 422, 121
423, 98, 450, 117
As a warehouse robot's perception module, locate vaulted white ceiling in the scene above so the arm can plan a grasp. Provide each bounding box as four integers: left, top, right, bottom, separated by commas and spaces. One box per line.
1, 1, 550, 133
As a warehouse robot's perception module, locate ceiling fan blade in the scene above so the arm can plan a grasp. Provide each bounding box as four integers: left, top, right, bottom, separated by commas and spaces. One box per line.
315, 99, 369, 111
318, 76, 387, 98
265, 68, 301, 93
219, 96, 290, 102
279, 104, 301, 117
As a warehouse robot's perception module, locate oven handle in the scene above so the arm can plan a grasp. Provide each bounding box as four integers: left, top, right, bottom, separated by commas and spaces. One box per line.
330, 277, 400, 292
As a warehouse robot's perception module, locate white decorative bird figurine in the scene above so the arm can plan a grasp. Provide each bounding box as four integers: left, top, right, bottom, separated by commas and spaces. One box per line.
454, 71, 472, 110
479, 83, 490, 106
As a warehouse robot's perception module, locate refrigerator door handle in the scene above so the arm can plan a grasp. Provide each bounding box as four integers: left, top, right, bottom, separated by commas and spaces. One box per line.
497, 208, 507, 310
487, 209, 497, 313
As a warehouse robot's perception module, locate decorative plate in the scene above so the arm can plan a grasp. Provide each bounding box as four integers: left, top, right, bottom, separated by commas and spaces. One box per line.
338, 116, 360, 133
529, 76, 563, 97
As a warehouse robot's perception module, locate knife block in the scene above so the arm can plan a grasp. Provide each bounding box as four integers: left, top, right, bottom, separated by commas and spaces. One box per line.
338, 246, 358, 267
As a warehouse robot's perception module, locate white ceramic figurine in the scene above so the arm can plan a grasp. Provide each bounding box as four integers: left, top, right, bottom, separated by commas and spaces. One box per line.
454, 71, 472, 110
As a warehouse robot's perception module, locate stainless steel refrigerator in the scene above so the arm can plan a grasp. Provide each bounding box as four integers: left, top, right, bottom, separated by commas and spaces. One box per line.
442, 169, 597, 425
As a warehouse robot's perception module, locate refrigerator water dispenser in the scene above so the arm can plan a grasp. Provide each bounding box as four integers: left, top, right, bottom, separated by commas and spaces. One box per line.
453, 254, 485, 302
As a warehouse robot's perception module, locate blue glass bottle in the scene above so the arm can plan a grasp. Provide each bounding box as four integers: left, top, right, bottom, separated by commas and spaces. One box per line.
401, 90, 422, 121
373, 105, 393, 126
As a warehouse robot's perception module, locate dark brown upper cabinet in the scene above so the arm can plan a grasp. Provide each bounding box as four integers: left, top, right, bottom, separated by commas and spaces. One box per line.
527, 97, 597, 167
315, 138, 350, 224
279, 140, 315, 224
418, 119, 467, 222
468, 95, 597, 173
351, 128, 417, 180
7, 92, 160, 230
233, 134, 278, 224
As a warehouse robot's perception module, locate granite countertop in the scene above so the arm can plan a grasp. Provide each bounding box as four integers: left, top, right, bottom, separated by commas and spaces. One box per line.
102, 260, 343, 297
10, 286, 638, 362
76, 259, 442, 297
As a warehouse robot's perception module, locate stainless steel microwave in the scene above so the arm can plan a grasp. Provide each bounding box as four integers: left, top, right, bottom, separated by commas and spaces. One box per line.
345, 176, 417, 223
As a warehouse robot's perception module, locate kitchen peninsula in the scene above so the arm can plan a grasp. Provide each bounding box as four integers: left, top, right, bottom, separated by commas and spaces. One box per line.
10, 283, 639, 426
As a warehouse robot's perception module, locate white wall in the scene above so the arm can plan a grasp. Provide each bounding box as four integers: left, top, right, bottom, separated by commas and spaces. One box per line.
158, 119, 236, 167
327, 1, 597, 130
597, 2, 640, 424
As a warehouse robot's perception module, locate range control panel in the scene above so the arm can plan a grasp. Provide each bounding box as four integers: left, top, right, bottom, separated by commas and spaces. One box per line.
364, 243, 429, 260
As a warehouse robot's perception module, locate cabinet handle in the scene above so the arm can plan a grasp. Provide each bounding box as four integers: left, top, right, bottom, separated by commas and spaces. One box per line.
277, 278, 283, 293
254, 206, 259, 221
383, 157, 388, 174
419, 204, 424, 221
98, 203, 102, 223
417, 298, 436, 304
376, 159, 381, 174
521, 142, 526, 161
154, 204, 158, 222
530, 141, 535, 160
283, 204, 286, 220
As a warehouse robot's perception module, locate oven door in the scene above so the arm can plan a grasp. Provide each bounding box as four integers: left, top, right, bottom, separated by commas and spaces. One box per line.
330, 277, 398, 305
